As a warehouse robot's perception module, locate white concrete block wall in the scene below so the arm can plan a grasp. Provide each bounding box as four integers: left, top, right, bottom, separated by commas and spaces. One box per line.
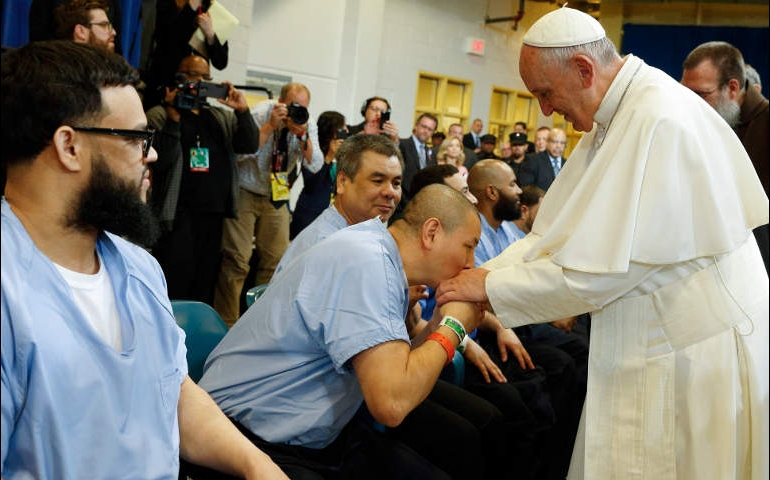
214, 0, 254, 86
216, 0, 555, 132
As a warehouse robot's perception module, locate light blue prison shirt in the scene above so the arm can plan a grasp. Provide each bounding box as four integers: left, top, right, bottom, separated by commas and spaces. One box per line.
474, 213, 525, 267
0, 199, 188, 479
274, 204, 349, 275
199, 218, 410, 448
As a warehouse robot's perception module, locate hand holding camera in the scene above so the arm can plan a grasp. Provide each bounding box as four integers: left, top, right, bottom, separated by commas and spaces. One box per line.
268, 102, 309, 130
166, 74, 230, 112
216, 82, 249, 113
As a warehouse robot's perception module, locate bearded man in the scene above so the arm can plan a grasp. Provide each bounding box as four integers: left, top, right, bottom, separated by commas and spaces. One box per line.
0, 41, 286, 479
682, 41, 769, 272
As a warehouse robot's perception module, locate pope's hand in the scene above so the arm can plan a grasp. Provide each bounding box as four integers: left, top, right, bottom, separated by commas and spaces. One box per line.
436, 268, 490, 305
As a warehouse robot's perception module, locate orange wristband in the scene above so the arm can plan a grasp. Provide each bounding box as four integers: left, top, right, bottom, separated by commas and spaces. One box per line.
427, 332, 455, 367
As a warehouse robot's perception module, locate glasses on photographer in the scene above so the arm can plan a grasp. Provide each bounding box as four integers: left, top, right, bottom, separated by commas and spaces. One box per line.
177, 70, 213, 81
71, 126, 155, 157
87, 20, 113, 32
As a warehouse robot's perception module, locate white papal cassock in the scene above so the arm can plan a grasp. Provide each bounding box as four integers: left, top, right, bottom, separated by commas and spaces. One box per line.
483, 55, 768, 480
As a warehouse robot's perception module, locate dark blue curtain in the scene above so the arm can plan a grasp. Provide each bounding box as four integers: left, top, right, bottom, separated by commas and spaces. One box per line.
621, 24, 769, 99
1, 0, 32, 48
1, 0, 142, 67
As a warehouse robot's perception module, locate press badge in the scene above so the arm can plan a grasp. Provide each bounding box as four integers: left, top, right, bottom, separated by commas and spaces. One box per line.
189, 147, 210, 172
271, 172, 291, 201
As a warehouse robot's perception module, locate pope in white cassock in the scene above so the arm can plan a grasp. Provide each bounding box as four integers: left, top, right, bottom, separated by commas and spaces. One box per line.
436, 7, 769, 480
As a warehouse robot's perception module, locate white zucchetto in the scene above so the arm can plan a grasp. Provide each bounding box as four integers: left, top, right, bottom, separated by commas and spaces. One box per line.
523, 7, 606, 48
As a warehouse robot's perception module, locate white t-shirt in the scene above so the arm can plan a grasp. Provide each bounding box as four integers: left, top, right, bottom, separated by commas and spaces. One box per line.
55, 253, 122, 350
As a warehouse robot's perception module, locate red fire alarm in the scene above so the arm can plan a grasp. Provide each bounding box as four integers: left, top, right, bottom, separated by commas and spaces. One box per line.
464, 37, 485, 56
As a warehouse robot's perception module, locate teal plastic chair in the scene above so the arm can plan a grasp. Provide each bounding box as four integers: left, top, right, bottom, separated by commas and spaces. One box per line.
171, 300, 228, 383
245, 283, 269, 307
441, 351, 465, 387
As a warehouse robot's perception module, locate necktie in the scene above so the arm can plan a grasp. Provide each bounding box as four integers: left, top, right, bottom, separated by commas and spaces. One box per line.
425, 144, 431, 165
550, 156, 561, 176
419, 143, 426, 169
474, 134, 480, 148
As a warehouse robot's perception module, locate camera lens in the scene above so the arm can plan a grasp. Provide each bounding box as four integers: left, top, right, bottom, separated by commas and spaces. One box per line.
287, 102, 309, 125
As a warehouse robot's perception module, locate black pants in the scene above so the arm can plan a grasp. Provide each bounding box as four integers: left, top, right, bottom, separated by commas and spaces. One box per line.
153, 210, 224, 305
180, 417, 449, 480
519, 330, 584, 480
466, 329, 583, 480
387, 379, 507, 479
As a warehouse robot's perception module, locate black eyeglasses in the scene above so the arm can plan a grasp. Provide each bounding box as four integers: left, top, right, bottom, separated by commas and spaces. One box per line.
71, 126, 155, 157
87, 21, 113, 32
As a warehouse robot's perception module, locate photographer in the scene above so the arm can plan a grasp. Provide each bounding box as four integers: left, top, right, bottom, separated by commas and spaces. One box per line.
214, 82, 323, 327
143, 0, 230, 110
349, 96, 400, 143
290, 111, 347, 239
146, 53, 258, 306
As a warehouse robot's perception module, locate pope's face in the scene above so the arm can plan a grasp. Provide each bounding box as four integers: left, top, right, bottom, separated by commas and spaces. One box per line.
520, 45, 595, 132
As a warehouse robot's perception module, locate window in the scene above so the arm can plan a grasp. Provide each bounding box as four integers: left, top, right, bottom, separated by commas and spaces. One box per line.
414, 72, 473, 140
488, 87, 539, 154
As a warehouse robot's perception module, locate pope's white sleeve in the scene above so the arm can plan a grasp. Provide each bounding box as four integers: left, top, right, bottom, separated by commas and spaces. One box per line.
483, 240, 665, 327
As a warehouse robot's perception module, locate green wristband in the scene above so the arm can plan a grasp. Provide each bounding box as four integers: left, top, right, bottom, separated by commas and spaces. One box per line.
457, 335, 470, 354
439, 315, 466, 343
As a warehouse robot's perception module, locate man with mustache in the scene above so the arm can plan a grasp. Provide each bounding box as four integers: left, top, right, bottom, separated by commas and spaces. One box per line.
1, 41, 286, 479
681, 41, 769, 273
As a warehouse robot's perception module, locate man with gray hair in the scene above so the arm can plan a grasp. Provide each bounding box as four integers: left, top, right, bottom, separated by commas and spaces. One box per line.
745, 63, 762, 92
438, 7, 768, 479
681, 42, 769, 273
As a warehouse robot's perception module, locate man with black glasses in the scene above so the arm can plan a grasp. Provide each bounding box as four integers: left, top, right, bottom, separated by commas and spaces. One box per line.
53, 0, 117, 51
1, 41, 287, 479
146, 53, 258, 306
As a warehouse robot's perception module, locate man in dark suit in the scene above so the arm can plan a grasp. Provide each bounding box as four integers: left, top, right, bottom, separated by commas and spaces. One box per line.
398, 112, 438, 206
518, 128, 567, 191
462, 118, 483, 154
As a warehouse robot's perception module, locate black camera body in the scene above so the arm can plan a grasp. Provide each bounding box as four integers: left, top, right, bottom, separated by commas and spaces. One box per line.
172, 79, 229, 111
286, 102, 309, 125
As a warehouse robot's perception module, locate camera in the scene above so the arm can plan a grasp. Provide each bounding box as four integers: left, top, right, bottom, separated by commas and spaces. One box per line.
171, 76, 229, 111
337, 128, 349, 140
286, 102, 309, 125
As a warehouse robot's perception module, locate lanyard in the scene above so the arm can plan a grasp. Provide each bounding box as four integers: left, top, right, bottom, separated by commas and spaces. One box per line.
271, 127, 290, 173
